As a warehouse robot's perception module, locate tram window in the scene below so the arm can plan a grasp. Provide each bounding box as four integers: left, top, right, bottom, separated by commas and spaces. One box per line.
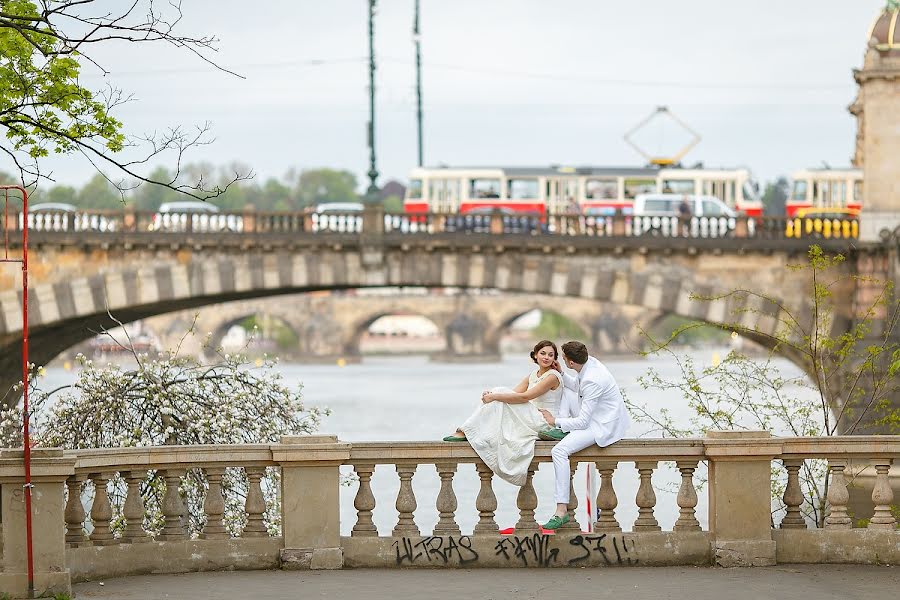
508, 178, 539, 199
470, 178, 501, 199
408, 179, 423, 199
662, 180, 695, 194
586, 179, 617, 199
624, 178, 656, 199
792, 180, 808, 202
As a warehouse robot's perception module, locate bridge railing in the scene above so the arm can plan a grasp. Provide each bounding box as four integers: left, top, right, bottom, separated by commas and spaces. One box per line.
9, 207, 862, 241
1, 432, 897, 596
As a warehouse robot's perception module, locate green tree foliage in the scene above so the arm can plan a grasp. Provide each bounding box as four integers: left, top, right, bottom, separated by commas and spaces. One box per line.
629, 245, 900, 527
296, 168, 360, 207
532, 310, 587, 341
0, 1, 246, 198
76, 173, 122, 209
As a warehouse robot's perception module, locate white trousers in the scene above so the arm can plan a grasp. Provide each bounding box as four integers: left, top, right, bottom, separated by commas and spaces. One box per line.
550, 428, 597, 504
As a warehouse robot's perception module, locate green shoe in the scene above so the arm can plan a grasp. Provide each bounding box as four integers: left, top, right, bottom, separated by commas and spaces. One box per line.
542, 514, 570, 531
442, 435, 467, 442
538, 428, 568, 441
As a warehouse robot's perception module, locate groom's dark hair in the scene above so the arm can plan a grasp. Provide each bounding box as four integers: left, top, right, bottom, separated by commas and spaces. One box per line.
561, 341, 589, 364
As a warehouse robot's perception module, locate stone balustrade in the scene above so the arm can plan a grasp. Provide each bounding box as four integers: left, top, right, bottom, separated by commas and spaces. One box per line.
0, 433, 897, 597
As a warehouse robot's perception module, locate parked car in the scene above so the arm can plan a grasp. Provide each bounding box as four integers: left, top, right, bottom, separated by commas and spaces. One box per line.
22, 202, 116, 232
311, 202, 364, 232
632, 194, 738, 237
151, 201, 241, 232
786, 207, 859, 239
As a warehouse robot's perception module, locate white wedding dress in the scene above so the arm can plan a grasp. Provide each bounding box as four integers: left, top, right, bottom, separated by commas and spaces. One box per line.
460, 369, 564, 486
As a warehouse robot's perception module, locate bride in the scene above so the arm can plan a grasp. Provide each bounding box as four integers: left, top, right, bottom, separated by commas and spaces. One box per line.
443, 340, 565, 486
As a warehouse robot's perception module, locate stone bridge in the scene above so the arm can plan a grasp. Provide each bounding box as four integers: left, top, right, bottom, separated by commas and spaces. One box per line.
0, 219, 895, 422
143, 292, 660, 363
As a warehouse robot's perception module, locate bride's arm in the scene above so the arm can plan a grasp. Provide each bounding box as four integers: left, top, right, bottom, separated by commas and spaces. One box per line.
485, 375, 557, 404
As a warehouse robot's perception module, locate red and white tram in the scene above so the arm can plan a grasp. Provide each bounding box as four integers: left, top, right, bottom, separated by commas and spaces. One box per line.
404, 165, 763, 216
785, 168, 863, 217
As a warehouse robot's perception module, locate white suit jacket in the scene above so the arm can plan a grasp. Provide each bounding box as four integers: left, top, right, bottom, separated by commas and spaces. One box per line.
555, 357, 630, 447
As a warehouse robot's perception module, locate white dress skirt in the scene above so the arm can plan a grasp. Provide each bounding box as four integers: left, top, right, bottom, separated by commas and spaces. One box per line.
460, 369, 564, 486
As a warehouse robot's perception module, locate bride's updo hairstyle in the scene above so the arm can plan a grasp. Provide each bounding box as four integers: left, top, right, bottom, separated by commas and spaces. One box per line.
530, 340, 558, 364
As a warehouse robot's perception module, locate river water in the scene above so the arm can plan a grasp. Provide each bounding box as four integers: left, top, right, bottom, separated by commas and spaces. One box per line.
43, 350, 816, 535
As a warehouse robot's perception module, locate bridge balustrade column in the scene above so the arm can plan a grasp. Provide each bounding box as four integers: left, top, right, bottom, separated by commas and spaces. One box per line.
122, 470, 149, 543
780, 459, 807, 529
824, 460, 852, 529
64, 475, 87, 546
159, 469, 188, 540
474, 462, 499, 534
351, 463, 378, 537
674, 460, 701, 531
243, 467, 268, 537
705, 431, 778, 567
633, 461, 661, 531
594, 462, 620, 532
514, 465, 540, 533
275, 435, 349, 569
202, 467, 229, 539
392, 463, 420, 536
868, 460, 896, 530
433, 462, 461, 536
561, 462, 581, 532
88, 472, 116, 545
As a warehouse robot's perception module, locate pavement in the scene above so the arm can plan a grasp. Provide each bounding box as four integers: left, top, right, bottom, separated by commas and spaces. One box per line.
71, 565, 899, 600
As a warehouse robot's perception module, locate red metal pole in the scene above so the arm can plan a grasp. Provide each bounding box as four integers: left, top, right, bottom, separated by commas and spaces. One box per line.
20, 186, 34, 598
2, 185, 33, 597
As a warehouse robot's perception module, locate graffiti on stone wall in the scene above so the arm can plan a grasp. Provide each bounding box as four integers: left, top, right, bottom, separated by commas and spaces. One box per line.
393, 535, 480, 565
390, 534, 638, 567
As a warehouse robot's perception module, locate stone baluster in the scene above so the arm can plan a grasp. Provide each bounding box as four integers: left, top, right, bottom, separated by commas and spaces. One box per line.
594, 462, 620, 532
64, 475, 87, 547
159, 469, 188, 540
88, 472, 116, 545
392, 464, 420, 536
633, 461, 661, 532
243, 467, 268, 537
201, 467, 229, 539
352, 464, 378, 537
433, 463, 460, 536
561, 463, 581, 532
473, 462, 498, 535
824, 460, 851, 529
868, 461, 897, 530
674, 460, 701, 531
121, 471, 149, 542
515, 465, 540, 533
780, 459, 807, 529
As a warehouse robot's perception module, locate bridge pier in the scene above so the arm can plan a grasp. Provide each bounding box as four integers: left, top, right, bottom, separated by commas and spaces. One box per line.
429, 312, 501, 363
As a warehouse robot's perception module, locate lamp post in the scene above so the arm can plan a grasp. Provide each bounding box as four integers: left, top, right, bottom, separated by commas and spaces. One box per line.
365, 0, 380, 203
414, 0, 423, 167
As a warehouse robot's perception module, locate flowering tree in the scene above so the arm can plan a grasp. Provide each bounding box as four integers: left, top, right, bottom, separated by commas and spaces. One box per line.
0, 318, 327, 535
628, 245, 900, 527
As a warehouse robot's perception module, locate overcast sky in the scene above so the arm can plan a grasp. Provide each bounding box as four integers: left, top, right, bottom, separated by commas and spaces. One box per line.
29, 0, 888, 190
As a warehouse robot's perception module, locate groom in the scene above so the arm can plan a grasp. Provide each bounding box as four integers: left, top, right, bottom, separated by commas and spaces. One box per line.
538, 341, 630, 531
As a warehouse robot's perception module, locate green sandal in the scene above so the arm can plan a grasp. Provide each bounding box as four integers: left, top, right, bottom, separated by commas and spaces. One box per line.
542, 514, 570, 531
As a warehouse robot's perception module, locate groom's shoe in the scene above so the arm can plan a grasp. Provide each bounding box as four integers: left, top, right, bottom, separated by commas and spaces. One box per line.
538, 428, 568, 441
542, 514, 570, 531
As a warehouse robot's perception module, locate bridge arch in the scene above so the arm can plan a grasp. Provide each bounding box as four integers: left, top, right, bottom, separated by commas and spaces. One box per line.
0, 244, 818, 406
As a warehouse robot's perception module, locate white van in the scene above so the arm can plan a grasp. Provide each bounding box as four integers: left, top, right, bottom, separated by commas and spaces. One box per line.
151, 201, 242, 232
632, 194, 738, 237
633, 194, 735, 218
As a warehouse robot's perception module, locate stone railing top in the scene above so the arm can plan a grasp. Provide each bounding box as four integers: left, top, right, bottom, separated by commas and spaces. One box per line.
1, 435, 897, 476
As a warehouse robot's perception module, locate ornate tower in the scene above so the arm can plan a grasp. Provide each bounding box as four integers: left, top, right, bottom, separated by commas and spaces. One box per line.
854, 4, 900, 240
